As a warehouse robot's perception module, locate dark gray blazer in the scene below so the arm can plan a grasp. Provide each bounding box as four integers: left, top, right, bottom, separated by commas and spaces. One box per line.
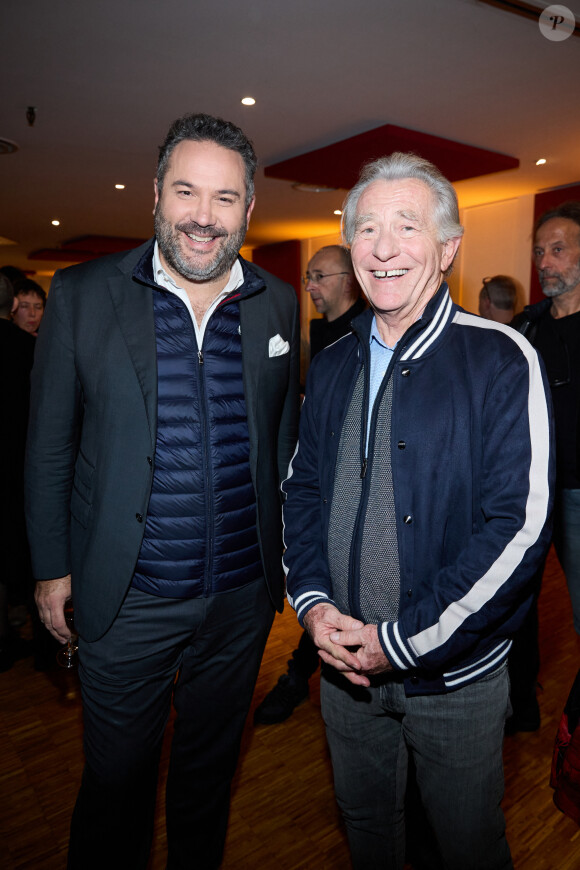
25, 241, 300, 641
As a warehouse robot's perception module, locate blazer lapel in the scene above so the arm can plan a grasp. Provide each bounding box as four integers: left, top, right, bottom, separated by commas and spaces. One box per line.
108, 268, 158, 448
240, 287, 268, 474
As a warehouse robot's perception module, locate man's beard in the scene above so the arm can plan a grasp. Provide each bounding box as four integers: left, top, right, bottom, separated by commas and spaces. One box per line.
155, 206, 247, 283
539, 262, 580, 299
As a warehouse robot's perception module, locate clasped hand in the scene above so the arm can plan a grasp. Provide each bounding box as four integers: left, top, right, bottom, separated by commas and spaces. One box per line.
303, 602, 392, 687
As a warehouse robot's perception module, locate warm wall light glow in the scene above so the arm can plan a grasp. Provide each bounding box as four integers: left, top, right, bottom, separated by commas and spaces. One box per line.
536, 158, 547, 166
115, 183, 126, 189
241, 97, 256, 106
51, 220, 60, 226
334, 209, 342, 215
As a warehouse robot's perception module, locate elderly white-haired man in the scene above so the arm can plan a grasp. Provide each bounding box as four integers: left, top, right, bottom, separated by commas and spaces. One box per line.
282, 152, 554, 870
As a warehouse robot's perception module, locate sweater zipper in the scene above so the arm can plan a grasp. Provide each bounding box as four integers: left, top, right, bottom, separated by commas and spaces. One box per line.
346, 337, 402, 620
197, 340, 214, 595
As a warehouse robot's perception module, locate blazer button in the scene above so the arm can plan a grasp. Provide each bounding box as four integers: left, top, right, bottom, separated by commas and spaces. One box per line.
401, 368, 411, 377
398, 440, 406, 450
147, 456, 152, 466
410, 676, 419, 685
407, 588, 413, 597
403, 515, 413, 524
136, 513, 143, 523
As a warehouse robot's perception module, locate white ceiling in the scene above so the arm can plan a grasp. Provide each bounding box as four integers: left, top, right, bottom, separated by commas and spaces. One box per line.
1, 0, 579, 276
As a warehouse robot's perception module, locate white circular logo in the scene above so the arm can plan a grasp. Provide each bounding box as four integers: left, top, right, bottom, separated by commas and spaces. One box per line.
539, 5, 576, 41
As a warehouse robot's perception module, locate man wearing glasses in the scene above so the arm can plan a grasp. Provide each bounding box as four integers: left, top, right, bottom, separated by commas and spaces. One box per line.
509, 202, 580, 731
304, 245, 366, 360
254, 245, 365, 725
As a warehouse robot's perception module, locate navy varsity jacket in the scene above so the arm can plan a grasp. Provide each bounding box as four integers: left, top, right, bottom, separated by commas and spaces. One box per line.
282, 284, 555, 695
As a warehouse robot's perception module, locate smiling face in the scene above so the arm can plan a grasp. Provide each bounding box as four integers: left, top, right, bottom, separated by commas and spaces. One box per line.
350, 178, 460, 341
13, 291, 44, 334
533, 218, 580, 300
153, 139, 254, 287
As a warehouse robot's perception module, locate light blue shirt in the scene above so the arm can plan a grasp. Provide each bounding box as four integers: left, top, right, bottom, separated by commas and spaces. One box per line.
367, 317, 397, 450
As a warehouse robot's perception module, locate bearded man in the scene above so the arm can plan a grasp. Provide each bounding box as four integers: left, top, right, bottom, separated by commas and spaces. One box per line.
506, 203, 580, 733
25, 113, 299, 870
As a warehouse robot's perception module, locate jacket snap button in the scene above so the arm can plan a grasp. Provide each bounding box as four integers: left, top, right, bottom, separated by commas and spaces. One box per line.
136, 513, 143, 522
398, 441, 406, 450
407, 588, 413, 597
401, 368, 411, 377
403, 515, 412, 524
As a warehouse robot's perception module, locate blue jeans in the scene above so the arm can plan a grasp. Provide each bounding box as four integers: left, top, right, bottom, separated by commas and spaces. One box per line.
553, 489, 580, 635
321, 664, 513, 870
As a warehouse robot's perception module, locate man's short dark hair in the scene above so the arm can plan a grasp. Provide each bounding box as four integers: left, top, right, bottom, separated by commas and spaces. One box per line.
0, 273, 14, 317
535, 201, 580, 238
157, 113, 257, 208
14, 278, 47, 307
0, 265, 26, 285
480, 275, 517, 311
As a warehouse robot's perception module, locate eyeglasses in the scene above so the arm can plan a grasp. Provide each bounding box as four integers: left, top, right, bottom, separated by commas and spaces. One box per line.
301, 271, 348, 285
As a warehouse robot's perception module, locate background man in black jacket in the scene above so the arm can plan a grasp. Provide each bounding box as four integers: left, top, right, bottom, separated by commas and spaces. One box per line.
254, 244, 365, 725
508, 203, 580, 733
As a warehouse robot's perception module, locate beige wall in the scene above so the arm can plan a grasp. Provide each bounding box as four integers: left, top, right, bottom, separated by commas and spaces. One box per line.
451, 195, 535, 315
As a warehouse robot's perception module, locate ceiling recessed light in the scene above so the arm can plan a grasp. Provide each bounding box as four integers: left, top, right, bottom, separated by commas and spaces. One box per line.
241, 97, 256, 106
334, 209, 342, 216
292, 183, 338, 193
51, 220, 60, 226
536, 158, 547, 166
115, 183, 125, 190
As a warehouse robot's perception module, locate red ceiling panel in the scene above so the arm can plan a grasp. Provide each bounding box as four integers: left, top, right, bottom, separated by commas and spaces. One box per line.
265, 124, 519, 190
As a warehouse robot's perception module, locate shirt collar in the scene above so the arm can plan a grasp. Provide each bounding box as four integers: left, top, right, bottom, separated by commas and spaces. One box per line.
370, 315, 398, 351
152, 240, 244, 298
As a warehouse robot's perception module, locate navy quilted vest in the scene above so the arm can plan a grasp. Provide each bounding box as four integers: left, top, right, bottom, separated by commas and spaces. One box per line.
132, 285, 261, 597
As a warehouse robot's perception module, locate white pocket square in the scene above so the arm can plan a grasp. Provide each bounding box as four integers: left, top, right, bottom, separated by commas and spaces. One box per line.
269, 334, 290, 357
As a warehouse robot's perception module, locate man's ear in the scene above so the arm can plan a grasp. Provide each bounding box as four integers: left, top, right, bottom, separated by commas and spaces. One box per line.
153, 178, 160, 215
441, 236, 462, 274
246, 196, 256, 227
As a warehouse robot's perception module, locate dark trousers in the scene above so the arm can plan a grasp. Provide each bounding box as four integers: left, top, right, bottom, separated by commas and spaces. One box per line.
288, 629, 320, 681
507, 560, 543, 714
321, 665, 512, 870
68, 579, 274, 870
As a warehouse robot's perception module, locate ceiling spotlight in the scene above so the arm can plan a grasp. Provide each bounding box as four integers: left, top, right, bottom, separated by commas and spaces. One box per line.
334, 209, 342, 216
241, 97, 256, 106
292, 183, 338, 193
115, 183, 126, 189
51, 220, 60, 226
536, 158, 547, 166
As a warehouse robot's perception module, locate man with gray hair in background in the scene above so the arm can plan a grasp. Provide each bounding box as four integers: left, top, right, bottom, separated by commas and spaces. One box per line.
282, 152, 554, 869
